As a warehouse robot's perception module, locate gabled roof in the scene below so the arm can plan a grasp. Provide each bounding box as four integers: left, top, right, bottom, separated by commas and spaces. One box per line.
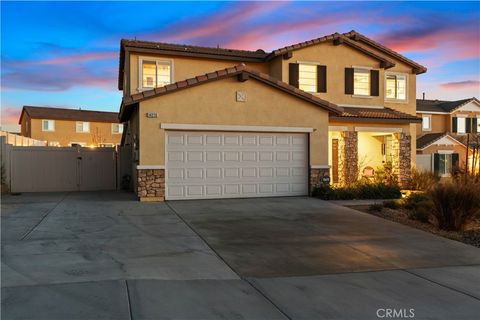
119, 64, 343, 122
118, 39, 267, 90
118, 30, 427, 90
19, 106, 119, 124
417, 98, 479, 113
417, 133, 466, 149
330, 107, 422, 123
342, 31, 427, 74
266, 32, 396, 69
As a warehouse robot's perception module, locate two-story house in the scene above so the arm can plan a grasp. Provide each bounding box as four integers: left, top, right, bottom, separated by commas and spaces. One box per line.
416, 97, 480, 175
118, 30, 426, 201
19, 106, 124, 147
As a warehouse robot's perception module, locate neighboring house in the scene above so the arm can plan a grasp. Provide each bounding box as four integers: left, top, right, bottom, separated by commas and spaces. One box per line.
118, 30, 426, 201
416, 97, 480, 175
19, 106, 123, 147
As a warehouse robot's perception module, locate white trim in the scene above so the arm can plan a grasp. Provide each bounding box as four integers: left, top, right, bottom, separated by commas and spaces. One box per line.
456, 114, 468, 118
328, 126, 348, 131
311, 165, 331, 169
417, 134, 466, 150
354, 127, 403, 133
137, 56, 174, 92
296, 60, 323, 65
438, 150, 454, 154
41, 119, 55, 132
340, 104, 384, 109
421, 114, 432, 132
160, 123, 315, 133
351, 95, 373, 99
416, 110, 449, 115
137, 165, 165, 170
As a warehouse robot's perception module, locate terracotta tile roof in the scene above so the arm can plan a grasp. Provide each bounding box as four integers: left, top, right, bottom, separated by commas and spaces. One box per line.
330, 107, 422, 123
118, 39, 267, 90
19, 106, 119, 124
119, 64, 343, 122
416, 133, 467, 149
267, 33, 395, 69
118, 30, 427, 90
416, 98, 479, 113
343, 30, 427, 74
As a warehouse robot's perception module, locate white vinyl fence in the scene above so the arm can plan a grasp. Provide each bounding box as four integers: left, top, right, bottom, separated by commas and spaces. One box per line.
416, 154, 432, 172
0, 136, 133, 193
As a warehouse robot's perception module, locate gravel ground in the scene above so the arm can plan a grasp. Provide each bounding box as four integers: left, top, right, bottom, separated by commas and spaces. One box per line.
346, 205, 480, 248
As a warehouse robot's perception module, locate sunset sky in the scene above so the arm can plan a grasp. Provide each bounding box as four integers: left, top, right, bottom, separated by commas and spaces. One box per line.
1, 1, 479, 126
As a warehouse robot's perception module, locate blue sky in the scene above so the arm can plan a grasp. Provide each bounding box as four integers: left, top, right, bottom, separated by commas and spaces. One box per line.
1, 1, 479, 125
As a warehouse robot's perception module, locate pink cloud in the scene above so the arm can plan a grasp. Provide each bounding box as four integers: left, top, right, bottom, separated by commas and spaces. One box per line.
1, 106, 22, 125
8, 51, 117, 67
440, 80, 480, 90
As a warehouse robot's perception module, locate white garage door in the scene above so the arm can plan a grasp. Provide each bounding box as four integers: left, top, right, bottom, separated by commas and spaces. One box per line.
165, 131, 309, 200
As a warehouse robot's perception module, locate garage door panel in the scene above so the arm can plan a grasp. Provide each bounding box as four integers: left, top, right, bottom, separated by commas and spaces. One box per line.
166, 131, 308, 200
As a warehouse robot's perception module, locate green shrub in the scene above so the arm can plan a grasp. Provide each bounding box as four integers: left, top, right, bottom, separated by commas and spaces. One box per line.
408, 168, 440, 191
313, 182, 401, 200
383, 200, 400, 209
374, 161, 398, 185
428, 177, 480, 231
401, 192, 433, 223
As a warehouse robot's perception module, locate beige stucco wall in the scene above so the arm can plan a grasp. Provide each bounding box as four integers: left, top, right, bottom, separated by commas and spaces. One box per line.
138, 77, 330, 166
270, 42, 417, 115
28, 118, 122, 147
416, 113, 448, 135
128, 52, 269, 96
419, 143, 468, 169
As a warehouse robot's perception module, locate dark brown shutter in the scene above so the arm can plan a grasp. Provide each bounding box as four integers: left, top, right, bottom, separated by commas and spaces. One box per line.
452, 117, 457, 133
317, 65, 327, 93
452, 153, 459, 169
289, 63, 299, 88
466, 118, 472, 133
433, 154, 440, 175
345, 68, 354, 94
370, 70, 379, 96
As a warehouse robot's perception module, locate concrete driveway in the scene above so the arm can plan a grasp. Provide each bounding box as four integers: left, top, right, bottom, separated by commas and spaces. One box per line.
2, 192, 479, 320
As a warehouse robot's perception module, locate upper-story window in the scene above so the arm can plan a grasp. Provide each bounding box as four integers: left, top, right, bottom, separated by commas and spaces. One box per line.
76, 122, 90, 133
112, 123, 124, 134
386, 73, 407, 100
139, 57, 172, 90
42, 119, 55, 132
298, 64, 317, 93
353, 68, 370, 96
456, 116, 466, 134
477, 116, 480, 133
422, 114, 432, 131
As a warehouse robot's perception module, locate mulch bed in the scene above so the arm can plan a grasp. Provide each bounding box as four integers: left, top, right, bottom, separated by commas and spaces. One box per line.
346, 204, 480, 248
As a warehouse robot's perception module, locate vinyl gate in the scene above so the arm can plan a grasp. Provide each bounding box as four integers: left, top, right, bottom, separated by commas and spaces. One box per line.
10, 146, 117, 192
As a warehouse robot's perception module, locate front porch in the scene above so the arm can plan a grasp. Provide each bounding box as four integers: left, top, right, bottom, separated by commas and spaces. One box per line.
328, 126, 412, 186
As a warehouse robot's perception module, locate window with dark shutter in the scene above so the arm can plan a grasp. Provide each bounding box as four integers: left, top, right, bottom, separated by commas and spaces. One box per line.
452, 117, 457, 133
466, 118, 472, 133
345, 68, 354, 94
370, 70, 379, 96
473, 118, 478, 133
289, 63, 299, 88
452, 153, 459, 169
317, 65, 327, 93
433, 153, 440, 175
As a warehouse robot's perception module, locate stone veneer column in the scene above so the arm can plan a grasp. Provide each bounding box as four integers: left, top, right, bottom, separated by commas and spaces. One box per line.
137, 169, 165, 201
310, 167, 330, 193
393, 133, 411, 187
339, 131, 358, 185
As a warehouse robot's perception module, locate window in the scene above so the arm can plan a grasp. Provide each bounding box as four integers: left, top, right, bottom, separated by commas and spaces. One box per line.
422, 115, 431, 131
48, 141, 60, 147
457, 117, 466, 134
386, 74, 407, 100
439, 154, 452, 176
112, 123, 124, 134
42, 120, 55, 132
76, 122, 90, 133
298, 64, 317, 92
100, 143, 114, 148
477, 117, 480, 133
140, 58, 172, 90
353, 68, 370, 96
